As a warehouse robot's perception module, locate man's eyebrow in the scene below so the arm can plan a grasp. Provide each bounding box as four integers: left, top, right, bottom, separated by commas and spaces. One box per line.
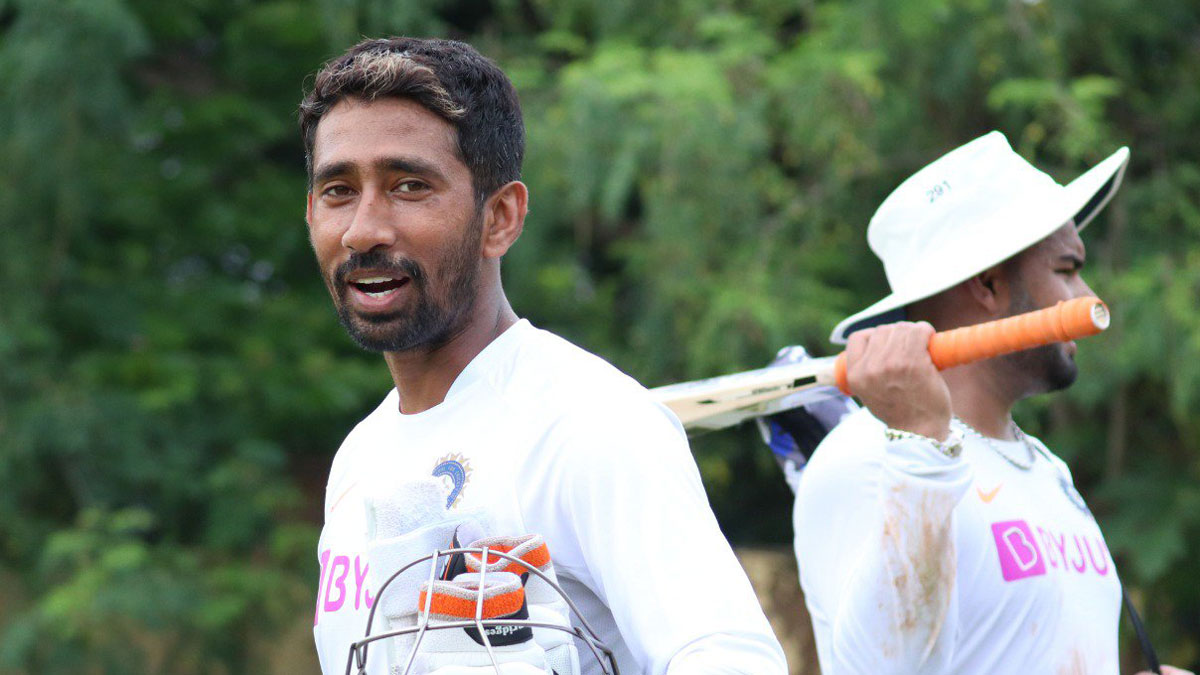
377, 157, 447, 183
1059, 253, 1085, 269
310, 157, 450, 186
311, 160, 354, 186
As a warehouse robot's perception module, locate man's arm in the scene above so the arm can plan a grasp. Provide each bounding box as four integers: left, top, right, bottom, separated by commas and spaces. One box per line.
795, 322, 971, 673
796, 421, 970, 672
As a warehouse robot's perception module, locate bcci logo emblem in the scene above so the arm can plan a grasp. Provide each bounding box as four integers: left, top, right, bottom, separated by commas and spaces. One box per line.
432, 453, 472, 509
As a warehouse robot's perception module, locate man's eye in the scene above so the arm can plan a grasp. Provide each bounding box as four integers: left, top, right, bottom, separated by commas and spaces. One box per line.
322, 185, 353, 198
396, 180, 429, 194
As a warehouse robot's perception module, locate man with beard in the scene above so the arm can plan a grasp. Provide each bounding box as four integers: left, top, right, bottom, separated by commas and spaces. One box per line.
791, 132, 1190, 674
300, 38, 786, 675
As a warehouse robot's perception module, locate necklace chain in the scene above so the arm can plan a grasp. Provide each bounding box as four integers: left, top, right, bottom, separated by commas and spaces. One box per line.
952, 416, 1037, 471
953, 418, 1092, 514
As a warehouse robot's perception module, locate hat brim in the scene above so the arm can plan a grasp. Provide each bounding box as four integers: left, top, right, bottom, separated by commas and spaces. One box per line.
829, 146, 1130, 344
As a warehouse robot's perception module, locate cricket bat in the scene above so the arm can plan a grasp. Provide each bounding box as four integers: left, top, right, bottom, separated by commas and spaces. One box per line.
651, 297, 1111, 432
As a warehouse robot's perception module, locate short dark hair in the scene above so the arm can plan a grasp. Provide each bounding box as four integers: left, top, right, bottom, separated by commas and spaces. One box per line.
299, 37, 525, 203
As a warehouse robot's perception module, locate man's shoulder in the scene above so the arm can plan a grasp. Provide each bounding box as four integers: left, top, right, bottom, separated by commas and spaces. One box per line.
504, 324, 656, 412
327, 389, 398, 477
797, 407, 887, 489
815, 406, 887, 453
345, 388, 399, 436
492, 324, 687, 458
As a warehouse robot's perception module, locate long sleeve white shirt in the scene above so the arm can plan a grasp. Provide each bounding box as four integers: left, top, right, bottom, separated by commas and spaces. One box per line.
313, 319, 787, 675
793, 408, 1120, 674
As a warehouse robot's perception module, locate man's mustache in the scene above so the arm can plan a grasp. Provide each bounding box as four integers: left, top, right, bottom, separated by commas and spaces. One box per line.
333, 251, 427, 289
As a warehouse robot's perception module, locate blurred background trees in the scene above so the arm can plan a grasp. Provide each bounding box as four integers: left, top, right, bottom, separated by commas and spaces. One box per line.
1, 0, 1197, 671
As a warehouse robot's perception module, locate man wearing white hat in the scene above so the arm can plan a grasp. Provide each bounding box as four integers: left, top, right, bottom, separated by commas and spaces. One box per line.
791, 132, 1191, 674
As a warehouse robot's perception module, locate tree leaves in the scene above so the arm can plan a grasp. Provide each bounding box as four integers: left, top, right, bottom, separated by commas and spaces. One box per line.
2, 0, 1198, 669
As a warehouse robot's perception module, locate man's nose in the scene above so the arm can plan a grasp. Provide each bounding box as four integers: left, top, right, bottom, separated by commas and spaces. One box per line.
342, 191, 397, 252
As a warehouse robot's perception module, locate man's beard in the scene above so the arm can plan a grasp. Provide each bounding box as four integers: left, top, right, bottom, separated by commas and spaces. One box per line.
999, 282, 1078, 393
330, 210, 483, 353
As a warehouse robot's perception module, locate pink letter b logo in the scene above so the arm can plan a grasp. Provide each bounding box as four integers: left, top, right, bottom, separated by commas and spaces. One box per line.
991, 520, 1047, 581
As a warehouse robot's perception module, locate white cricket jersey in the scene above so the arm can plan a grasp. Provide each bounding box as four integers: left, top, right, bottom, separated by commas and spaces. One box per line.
793, 408, 1120, 674
314, 320, 786, 675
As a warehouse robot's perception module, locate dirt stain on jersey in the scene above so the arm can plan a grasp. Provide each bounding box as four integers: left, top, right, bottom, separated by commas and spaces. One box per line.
1056, 646, 1087, 675
881, 484, 957, 661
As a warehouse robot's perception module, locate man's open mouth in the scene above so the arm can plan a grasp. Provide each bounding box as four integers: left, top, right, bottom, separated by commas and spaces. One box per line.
349, 276, 409, 298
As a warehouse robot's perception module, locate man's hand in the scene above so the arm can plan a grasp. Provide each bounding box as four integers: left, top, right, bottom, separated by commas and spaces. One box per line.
844, 321, 951, 441
1138, 666, 1195, 675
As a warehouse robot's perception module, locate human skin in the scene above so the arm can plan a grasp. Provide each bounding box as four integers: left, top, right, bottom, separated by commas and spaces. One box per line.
846, 222, 1095, 440
305, 96, 528, 413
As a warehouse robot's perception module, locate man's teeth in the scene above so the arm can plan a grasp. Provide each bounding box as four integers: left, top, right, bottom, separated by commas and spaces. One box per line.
352, 276, 404, 298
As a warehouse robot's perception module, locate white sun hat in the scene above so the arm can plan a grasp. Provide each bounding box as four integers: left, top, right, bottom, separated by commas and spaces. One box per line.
830, 131, 1129, 344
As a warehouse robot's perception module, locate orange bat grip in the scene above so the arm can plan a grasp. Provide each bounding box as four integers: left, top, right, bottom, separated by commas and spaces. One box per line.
834, 297, 1110, 394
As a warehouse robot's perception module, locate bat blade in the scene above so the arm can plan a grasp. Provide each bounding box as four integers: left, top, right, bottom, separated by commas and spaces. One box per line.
650, 357, 839, 431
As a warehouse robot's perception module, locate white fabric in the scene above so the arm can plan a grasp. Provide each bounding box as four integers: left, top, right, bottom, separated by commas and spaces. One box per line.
365, 478, 451, 540
361, 480, 475, 672
367, 520, 464, 620
793, 408, 1121, 674
830, 131, 1129, 343
314, 319, 786, 675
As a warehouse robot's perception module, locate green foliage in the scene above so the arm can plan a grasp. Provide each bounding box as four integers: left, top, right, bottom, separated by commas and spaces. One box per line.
1, 0, 1198, 670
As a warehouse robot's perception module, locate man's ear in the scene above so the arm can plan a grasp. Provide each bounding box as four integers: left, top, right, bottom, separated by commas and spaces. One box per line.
306, 192, 314, 227
965, 262, 1007, 316
481, 181, 528, 259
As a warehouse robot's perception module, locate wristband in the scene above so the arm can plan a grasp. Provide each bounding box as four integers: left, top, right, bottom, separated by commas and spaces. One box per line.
884, 426, 963, 458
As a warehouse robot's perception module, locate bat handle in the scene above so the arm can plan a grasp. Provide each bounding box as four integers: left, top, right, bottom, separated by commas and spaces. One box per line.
834, 297, 1110, 395
834, 352, 850, 395
928, 296, 1109, 369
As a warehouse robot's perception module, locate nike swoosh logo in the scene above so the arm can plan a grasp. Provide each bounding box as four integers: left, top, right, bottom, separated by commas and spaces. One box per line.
977, 483, 1002, 503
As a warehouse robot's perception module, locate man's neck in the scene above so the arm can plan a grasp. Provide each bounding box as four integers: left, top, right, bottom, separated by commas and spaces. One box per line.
383, 292, 518, 414
942, 363, 1019, 440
